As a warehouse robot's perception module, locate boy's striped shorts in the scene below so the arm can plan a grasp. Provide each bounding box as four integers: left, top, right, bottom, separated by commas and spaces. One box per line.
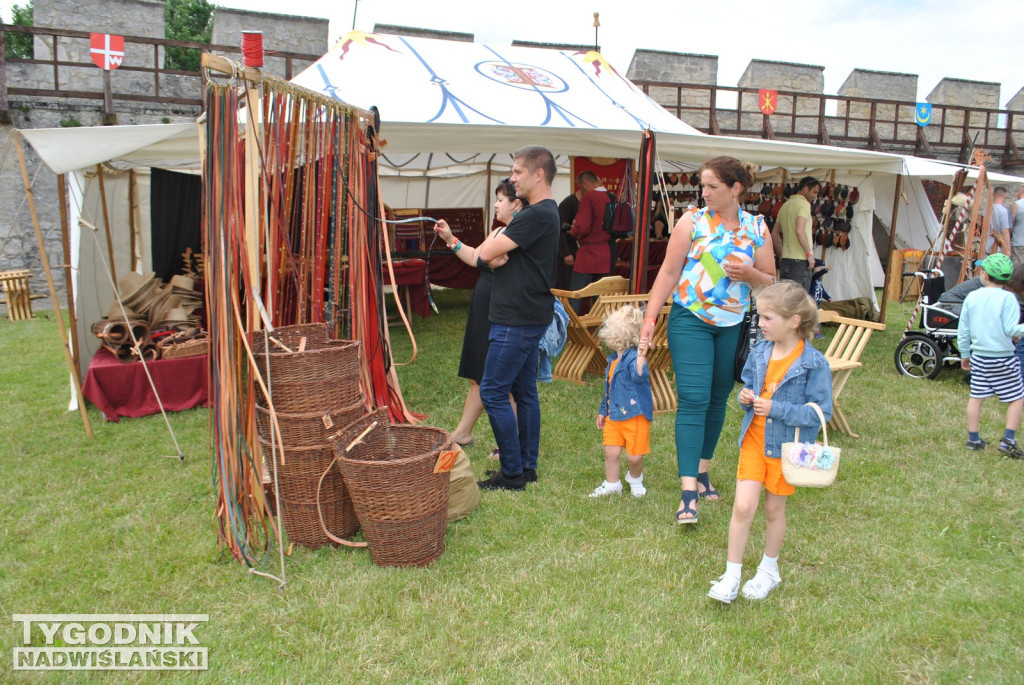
969, 355, 1024, 401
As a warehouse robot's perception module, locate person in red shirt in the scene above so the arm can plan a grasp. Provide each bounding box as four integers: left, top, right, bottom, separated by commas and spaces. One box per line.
568, 171, 614, 311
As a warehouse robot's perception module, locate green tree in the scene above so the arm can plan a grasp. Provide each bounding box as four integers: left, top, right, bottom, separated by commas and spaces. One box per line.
164, 0, 213, 72
5, 1, 34, 60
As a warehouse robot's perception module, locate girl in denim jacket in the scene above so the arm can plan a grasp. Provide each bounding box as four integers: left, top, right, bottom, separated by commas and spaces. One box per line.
708, 282, 833, 603
589, 305, 654, 498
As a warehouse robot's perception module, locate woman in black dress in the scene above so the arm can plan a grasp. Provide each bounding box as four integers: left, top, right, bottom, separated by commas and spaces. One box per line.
434, 178, 524, 446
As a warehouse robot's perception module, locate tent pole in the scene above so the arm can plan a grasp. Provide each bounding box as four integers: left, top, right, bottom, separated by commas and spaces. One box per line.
485, 158, 493, 229
128, 169, 139, 272
57, 173, 83, 385
423, 153, 433, 210
879, 173, 903, 323
244, 84, 263, 328
94, 163, 118, 285
15, 134, 93, 438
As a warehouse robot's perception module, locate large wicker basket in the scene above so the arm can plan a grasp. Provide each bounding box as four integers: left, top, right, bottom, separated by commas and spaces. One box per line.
331, 409, 452, 567
260, 438, 360, 549
255, 395, 365, 447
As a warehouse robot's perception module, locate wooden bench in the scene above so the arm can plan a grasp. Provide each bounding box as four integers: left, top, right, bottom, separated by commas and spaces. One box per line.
587, 293, 675, 414
550, 275, 628, 383
818, 310, 887, 437
0, 269, 43, 321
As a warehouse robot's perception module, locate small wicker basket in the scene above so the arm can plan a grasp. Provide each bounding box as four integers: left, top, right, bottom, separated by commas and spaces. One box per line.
780, 403, 841, 488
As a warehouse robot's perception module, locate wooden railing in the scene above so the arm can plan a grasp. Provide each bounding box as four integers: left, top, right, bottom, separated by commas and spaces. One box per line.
634, 80, 1024, 167
0, 24, 321, 116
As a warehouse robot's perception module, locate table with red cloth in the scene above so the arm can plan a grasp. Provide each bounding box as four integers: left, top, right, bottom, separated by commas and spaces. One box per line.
384, 259, 432, 318
82, 347, 209, 422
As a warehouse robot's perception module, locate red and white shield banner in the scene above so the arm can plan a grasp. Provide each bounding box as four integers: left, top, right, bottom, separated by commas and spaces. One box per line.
758, 89, 778, 115
90, 33, 125, 70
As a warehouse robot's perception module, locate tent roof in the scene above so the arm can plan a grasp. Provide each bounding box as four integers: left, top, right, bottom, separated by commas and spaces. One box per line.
291, 33, 905, 173
901, 156, 1024, 185
291, 32, 703, 136
19, 123, 200, 175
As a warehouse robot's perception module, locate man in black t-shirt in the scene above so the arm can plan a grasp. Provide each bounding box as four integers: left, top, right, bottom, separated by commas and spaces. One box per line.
475, 146, 560, 490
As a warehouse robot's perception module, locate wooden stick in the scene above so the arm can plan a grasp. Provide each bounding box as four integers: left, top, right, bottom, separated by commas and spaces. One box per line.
128, 169, 139, 272
244, 83, 263, 331
57, 174, 83, 384
879, 173, 903, 322
345, 421, 377, 452
94, 163, 117, 286
269, 336, 293, 353
15, 134, 93, 438
960, 167, 988, 283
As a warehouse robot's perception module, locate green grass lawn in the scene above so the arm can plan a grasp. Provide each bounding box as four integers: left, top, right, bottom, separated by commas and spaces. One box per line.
2, 291, 1023, 683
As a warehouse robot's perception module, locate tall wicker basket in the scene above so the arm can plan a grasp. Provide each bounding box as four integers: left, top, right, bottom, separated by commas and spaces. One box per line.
260, 438, 361, 549
331, 409, 452, 567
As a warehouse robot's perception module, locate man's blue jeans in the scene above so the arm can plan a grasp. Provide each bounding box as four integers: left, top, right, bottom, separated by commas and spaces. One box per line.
480, 322, 548, 478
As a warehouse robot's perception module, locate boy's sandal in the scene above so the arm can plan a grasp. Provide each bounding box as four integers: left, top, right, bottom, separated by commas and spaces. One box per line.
486, 448, 500, 460
676, 489, 698, 525
696, 472, 719, 500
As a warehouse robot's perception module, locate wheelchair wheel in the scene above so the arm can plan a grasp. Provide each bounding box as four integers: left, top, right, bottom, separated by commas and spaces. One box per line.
894, 334, 943, 380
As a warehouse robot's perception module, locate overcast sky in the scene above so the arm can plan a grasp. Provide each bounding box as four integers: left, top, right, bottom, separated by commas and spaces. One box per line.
3, 0, 1022, 104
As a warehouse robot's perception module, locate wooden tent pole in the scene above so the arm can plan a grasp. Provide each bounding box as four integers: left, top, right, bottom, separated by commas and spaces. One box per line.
244, 85, 262, 330
94, 163, 118, 285
57, 174, 83, 384
16, 134, 93, 438
879, 173, 903, 323
128, 169, 139, 272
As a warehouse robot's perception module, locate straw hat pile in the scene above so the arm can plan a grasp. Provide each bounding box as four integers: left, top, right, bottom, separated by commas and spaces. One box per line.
91, 272, 205, 362
107, 272, 202, 331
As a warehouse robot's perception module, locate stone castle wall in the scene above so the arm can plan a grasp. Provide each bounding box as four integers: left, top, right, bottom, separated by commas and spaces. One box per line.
0, 0, 327, 308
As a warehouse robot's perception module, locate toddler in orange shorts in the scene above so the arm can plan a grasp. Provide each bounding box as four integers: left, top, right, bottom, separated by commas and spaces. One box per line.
589, 305, 654, 498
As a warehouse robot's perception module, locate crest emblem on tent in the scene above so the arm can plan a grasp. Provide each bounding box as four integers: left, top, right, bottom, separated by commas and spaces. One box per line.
759, 89, 777, 115
90, 33, 125, 70
479, 62, 564, 91
915, 103, 932, 127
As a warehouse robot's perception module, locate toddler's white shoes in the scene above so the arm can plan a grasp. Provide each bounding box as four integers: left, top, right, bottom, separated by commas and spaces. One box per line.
624, 472, 646, 498
589, 480, 622, 498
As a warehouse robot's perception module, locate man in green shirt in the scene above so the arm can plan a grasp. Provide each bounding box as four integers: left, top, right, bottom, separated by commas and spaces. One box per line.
772, 176, 820, 291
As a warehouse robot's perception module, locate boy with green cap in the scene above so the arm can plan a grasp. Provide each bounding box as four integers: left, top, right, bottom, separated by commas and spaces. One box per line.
959, 253, 1024, 457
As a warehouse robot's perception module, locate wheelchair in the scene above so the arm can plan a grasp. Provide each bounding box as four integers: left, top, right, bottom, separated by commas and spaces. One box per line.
894, 273, 961, 380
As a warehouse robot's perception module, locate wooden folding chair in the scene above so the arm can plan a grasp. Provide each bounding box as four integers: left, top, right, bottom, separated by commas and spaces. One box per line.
550, 276, 628, 383
817, 309, 887, 437
588, 293, 676, 413
0, 270, 40, 321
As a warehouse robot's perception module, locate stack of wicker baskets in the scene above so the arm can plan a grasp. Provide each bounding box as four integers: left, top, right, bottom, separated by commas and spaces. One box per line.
331, 408, 453, 567
254, 323, 364, 549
